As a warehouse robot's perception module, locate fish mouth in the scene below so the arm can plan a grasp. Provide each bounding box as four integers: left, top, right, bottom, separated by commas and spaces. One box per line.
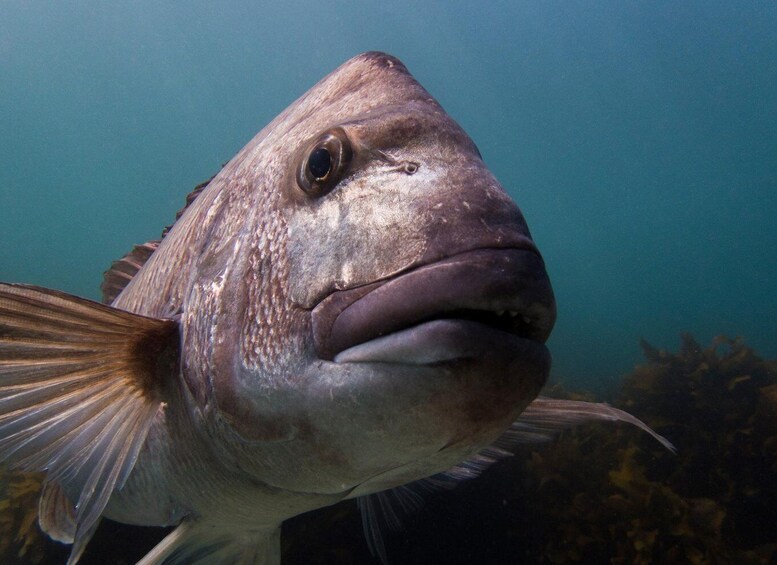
311, 248, 556, 364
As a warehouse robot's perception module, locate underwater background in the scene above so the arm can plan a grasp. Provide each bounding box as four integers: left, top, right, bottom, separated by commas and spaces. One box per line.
1, 1, 776, 564
1, 2, 776, 387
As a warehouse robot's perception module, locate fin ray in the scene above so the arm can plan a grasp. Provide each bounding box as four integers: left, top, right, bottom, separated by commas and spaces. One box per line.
358, 485, 425, 565
355, 395, 675, 559
501, 396, 676, 452
101, 241, 160, 305
438, 396, 675, 484
101, 174, 217, 305
0, 283, 178, 563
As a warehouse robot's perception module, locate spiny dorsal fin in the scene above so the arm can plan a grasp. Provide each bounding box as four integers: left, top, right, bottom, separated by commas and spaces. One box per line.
101, 241, 160, 304
101, 174, 216, 305
160, 175, 214, 239
0, 284, 178, 564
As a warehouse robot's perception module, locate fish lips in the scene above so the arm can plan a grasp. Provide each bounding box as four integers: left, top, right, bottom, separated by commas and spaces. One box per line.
311, 248, 556, 365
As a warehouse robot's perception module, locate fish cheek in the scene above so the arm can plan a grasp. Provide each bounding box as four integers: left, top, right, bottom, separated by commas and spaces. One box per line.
183, 231, 300, 442
284, 171, 431, 309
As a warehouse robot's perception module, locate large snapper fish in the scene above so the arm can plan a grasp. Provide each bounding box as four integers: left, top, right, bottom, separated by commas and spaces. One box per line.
0, 52, 670, 564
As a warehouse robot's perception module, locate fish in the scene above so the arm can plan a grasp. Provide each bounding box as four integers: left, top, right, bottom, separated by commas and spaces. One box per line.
0, 52, 672, 564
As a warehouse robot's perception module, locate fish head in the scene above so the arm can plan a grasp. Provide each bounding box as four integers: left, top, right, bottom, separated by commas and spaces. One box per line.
179, 53, 555, 497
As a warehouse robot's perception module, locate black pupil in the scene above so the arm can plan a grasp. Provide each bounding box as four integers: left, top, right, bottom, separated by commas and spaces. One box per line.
308, 147, 332, 180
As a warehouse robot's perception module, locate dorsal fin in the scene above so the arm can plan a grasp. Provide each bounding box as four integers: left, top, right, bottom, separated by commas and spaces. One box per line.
101, 174, 216, 304
160, 175, 214, 239
101, 241, 160, 304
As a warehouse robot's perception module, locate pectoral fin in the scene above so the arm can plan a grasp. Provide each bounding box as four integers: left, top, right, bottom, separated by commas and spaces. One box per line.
438, 396, 675, 482
496, 396, 676, 452
0, 284, 178, 564
357, 396, 675, 563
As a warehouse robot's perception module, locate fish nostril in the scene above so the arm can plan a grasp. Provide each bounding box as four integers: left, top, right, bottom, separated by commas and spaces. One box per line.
403, 162, 419, 175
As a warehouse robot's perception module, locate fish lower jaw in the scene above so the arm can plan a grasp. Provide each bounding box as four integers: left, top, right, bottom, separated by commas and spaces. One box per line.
333, 318, 548, 365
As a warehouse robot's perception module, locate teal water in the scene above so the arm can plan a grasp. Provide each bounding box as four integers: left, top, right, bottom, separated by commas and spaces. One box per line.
1, 2, 775, 389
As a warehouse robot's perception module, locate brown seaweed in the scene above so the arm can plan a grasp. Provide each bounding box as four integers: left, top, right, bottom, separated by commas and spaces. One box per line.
0, 469, 46, 564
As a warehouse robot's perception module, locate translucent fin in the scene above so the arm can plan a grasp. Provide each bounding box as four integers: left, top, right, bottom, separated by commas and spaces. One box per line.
136, 521, 281, 565
357, 485, 425, 564
498, 396, 676, 453
38, 479, 76, 543
356, 396, 674, 560
0, 284, 178, 564
439, 396, 675, 483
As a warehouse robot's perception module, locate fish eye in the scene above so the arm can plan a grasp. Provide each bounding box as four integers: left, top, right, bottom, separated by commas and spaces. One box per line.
308, 147, 331, 180
297, 128, 353, 197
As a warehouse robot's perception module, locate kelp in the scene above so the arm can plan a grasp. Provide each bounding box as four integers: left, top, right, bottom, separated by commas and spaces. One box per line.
0, 468, 46, 564
500, 334, 777, 563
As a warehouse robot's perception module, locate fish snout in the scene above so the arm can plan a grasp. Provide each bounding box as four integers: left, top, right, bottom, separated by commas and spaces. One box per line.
312, 247, 555, 364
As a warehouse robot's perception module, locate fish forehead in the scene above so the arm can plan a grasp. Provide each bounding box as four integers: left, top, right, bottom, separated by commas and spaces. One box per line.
112, 53, 437, 314
224, 52, 469, 194
131, 52, 483, 310
264, 52, 439, 142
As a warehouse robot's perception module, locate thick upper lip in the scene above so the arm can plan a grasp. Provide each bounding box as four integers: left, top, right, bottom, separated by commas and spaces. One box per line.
311, 248, 556, 361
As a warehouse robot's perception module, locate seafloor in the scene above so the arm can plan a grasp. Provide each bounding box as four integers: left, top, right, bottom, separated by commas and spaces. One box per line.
2, 334, 776, 564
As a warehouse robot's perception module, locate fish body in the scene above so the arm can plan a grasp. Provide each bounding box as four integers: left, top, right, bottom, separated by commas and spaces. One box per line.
0, 53, 669, 564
